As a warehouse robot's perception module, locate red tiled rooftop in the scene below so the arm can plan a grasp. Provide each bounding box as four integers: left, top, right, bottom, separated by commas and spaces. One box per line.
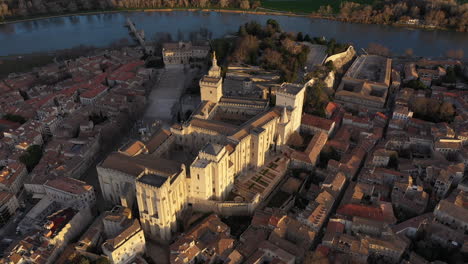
0, 119, 22, 130
44, 177, 92, 195
375, 112, 388, 120
115, 61, 144, 73
325, 102, 338, 115
80, 84, 108, 99
110, 71, 135, 81
337, 204, 386, 222
0, 191, 14, 203
26, 94, 55, 109
315, 245, 330, 257
91, 72, 108, 84
326, 221, 345, 234
301, 113, 334, 131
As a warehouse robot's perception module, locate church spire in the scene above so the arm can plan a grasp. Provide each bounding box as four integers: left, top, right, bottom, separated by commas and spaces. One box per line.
208, 51, 221, 78
212, 51, 218, 67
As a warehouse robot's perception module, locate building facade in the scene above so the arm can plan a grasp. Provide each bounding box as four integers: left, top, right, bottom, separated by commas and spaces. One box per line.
98, 53, 306, 241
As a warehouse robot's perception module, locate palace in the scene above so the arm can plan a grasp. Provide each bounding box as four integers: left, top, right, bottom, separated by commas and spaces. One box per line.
97, 53, 306, 241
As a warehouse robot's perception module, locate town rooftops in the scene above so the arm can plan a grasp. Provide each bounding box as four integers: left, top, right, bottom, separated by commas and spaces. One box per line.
435, 140, 461, 150
119, 140, 147, 157
170, 214, 232, 264
0, 191, 15, 204
301, 113, 335, 131
45, 208, 77, 239
0, 162, 26, 187
104, 206, 132, 223
44, 177, 92, 195
145, 128, 172, 153
291, 131, 328, 165
337, 203, 397, 224
435, 199, 468, 224
416, 59, 461, 68
80, 84, 108, 99
103, 219, 142, 251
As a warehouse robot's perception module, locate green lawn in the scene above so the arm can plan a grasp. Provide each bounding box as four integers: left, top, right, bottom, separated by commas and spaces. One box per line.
261, 0, 381, 13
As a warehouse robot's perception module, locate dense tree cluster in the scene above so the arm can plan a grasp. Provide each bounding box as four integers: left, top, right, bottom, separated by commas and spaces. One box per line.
0, 0, 260, 20
304, 79, 330, 117
317, 0, 468, 32
19, 145, 42, 172
3, 113, 27, 124
306, 36, 350, 56
229, 20, 310, 83
410, 97, 456, 123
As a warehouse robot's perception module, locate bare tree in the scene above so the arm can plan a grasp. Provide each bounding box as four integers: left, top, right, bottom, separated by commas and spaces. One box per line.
367, 43, 391, 57
404, 48, 414, 57
446, 49, 464, 59
219, 0, 229, 8
239, 0, 249, 9
262, 48, 282, 69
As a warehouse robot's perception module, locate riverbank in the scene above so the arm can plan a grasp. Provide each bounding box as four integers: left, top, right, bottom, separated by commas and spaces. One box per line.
0, 7, 311, 25
0, 7, 453, 33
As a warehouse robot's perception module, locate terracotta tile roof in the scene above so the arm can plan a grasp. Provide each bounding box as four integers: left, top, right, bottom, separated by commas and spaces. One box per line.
0, 191, 14, 204
0, 162, 26, 187
337, 203, 396, 224
301, 114, 334, 131
325, 221, 345, 234
120, 140, 147, 156
103, 219, 142, 251
325, 102, 338, 116
145, 129, 172, 153
291, 131, 328, 165
80, 84, 108, 99
44, 177, 92, 195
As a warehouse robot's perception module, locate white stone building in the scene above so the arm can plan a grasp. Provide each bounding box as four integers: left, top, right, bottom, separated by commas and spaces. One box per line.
0, 191, 19, 226
162, 42, 210, 65
102, 219, 146, 264
44, 177, 96, 209
98, 53, 306, 241
0, 162, 28, 195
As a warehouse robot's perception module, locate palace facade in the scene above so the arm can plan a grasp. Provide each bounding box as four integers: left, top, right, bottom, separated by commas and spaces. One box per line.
97, 53, 306, 241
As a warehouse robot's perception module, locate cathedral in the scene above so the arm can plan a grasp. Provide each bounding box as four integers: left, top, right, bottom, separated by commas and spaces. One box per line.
97, 53, 306, 241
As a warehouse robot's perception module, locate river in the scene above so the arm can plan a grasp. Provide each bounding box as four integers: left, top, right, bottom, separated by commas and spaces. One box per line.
0, 11, 467, 58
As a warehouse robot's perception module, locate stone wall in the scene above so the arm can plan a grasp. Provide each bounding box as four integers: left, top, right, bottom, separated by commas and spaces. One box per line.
325, 46, 356, 72
188, 194, 261, 216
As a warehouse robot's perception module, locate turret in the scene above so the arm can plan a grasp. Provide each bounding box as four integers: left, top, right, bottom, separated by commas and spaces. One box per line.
200, 52, 223, 103
208, 52, 221, 78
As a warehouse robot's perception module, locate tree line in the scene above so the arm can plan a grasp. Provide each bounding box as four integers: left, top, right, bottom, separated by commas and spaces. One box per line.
0, 0, 260, 20
317, 0, 468, 32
